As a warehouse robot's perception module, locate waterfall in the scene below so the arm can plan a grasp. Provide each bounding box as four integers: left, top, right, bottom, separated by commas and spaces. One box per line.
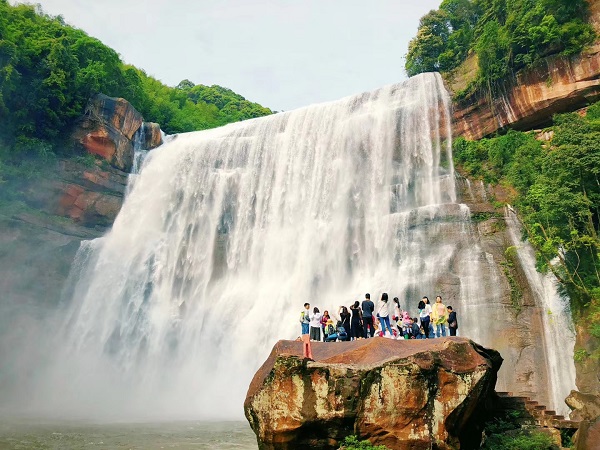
505, 207, 576, 416
35, 73, 570, 420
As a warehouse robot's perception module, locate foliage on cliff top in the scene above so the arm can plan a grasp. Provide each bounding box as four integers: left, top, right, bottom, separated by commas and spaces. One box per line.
0, 0, 272, 160
453, 105, 600, 356
405, 0, 595, 92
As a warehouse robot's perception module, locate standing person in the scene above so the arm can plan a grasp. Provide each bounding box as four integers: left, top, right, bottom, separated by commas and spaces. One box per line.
339, 306, 351, 336
431, 295, 448, 337
447, 306, 458, 336
392, 297, 403, 336
300, 303, 313, 359
377, 293, 394, 337
321, 310, 331, 341
361, 293, 375, 338
418, 296, 432, 339
349, 301, 363, 340
309, 307, 322, 341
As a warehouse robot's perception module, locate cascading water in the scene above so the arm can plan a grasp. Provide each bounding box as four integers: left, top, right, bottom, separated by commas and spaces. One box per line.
505, 207, 576, 416
35, 72, 573, 420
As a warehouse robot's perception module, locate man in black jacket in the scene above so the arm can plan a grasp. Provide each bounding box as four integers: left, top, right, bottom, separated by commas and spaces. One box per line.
447, 306, 458, 336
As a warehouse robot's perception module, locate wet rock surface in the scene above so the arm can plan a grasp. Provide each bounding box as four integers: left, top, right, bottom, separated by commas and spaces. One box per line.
245, 337, 502, 450
71, 94, 163, 172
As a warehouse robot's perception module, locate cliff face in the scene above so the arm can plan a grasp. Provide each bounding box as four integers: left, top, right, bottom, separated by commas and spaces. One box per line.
72, 94, 163, 172
0, 94, 164, 329
452, 0, 600, 140
245, 338, 502, 450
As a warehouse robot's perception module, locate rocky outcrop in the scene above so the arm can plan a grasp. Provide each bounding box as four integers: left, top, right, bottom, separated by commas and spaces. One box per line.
452, 43, 600, 140
71, 94, 163, 172
141, 122, 163, 150
451, 0, 600, 140
21, 159, 128, 228
567, 391, 600, 449
245, 337, 502, 450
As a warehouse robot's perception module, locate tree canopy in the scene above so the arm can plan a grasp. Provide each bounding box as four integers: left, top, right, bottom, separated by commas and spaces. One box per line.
405, 0, 595, 87
0, 0, 272, 159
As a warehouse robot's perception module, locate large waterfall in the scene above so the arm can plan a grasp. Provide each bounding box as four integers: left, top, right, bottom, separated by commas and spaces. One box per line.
37, 73, 574, 420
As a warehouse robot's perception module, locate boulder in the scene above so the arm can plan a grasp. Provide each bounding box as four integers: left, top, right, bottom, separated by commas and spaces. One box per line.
244, 337, 502, 450
72, 94, 144, 172
575, 416, 600, 450
566, 390, 600, 422
141, 122, 163, 150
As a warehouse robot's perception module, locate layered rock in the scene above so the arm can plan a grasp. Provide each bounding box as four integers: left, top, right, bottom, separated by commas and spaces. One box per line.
245, 337, 502, 450
451, 0, 600, 140
452, 43, 600, 140
71, 94, 163, 172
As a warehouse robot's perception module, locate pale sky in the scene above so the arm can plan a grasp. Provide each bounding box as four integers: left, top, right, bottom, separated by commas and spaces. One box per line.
12, 0, 441, 111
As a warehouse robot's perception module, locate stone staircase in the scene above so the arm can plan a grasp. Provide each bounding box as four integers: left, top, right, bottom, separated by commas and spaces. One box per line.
494, 391, 580, 448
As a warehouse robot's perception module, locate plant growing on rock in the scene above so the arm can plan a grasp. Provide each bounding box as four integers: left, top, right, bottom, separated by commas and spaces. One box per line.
338, 436, 389, 450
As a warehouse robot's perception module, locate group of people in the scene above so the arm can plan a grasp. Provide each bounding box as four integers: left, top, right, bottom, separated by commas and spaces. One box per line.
299, 293, 459, 344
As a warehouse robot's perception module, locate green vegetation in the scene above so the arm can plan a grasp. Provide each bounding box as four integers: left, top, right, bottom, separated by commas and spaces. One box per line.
482, 430, 558, 450
453, 107, 600, 356
0, 0, 272, 163
338, 436, 389, 450
502, 246, 523, 315
406, 0, 595, 91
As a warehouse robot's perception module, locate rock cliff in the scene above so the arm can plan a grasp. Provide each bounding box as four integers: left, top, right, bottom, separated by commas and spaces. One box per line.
451, 0, 600, 140
245, 337, 502, 450
0, 94, 164, 331
71, 94, 163, 172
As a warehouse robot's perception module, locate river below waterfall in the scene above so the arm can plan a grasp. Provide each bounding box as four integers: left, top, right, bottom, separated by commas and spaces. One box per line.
0, 420, 256, 449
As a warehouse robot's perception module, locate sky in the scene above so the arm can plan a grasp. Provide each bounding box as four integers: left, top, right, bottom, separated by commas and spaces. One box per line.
15, 0, 442, 111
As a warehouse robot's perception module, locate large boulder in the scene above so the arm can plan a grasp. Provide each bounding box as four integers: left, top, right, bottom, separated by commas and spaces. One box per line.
71, 94, 163, 172
244, 337, 502, 450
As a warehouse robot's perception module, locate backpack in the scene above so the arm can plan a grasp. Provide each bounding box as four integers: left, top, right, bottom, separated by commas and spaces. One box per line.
326, 324, 335, 335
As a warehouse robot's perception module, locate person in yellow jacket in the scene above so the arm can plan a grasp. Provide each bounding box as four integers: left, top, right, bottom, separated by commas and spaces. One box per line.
431, 295, 448, 337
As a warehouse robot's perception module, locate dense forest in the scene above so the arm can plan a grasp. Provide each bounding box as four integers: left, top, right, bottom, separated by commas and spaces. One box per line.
0, 0, 272, 162
405, 0, 595, 93
454, 107, 600, 357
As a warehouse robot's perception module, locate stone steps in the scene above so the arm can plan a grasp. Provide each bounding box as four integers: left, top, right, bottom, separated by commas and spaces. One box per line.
494, 391, 581, 432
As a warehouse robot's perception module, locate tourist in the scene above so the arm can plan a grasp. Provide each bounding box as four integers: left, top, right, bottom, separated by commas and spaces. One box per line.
339, 305, 351, 335
447, 306, 458, 336
376, 293, 394, 337
309, 307, 322, 341
431, 295, 448, 337
392, 297, 403, 336
300, 302, 313, 359
418, 296, 432, 339
320, 310, 331, 341
324, 319, 337, 342
361, 293, 375, 338
349, 301, 363, 340
408, 317, 422, 339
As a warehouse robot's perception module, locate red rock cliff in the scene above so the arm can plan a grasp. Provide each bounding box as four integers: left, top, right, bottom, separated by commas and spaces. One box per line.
452, 0, 600, 140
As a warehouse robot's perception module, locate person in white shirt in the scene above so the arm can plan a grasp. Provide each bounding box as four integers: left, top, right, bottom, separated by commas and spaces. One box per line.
418, 296, 433, 338
377, 293, 394, 337
309, 307, 323, 341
